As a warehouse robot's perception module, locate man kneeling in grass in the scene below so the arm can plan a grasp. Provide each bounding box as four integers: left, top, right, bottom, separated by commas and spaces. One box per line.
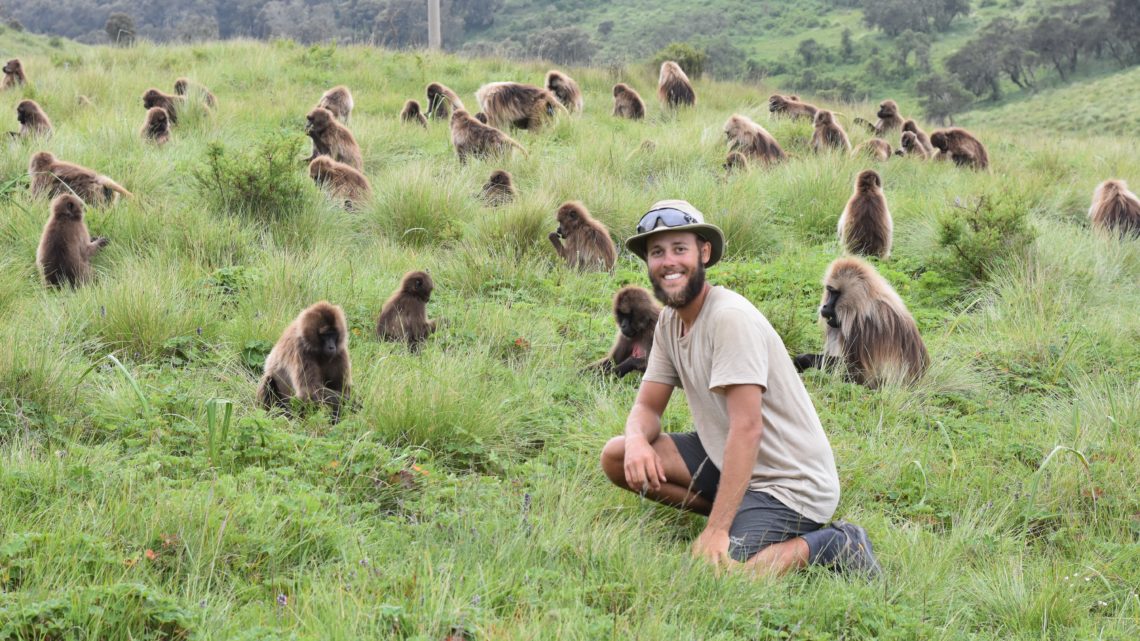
600, 199, 880, 577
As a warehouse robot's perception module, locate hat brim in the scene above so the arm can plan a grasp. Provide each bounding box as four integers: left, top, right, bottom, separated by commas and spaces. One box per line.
625, 223, 725, 268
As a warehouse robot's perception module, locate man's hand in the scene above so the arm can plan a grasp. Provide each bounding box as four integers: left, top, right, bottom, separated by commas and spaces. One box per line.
623, 434, 666, 492
692, 527, 731, 568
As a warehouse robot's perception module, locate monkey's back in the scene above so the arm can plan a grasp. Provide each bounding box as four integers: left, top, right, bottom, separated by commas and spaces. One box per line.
37, 222, 89, 286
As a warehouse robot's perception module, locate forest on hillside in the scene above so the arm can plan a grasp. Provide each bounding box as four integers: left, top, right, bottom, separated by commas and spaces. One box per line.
2, 0, 1140, 123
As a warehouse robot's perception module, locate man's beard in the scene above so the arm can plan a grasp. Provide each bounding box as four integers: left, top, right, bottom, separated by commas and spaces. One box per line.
650, 262, 706, 308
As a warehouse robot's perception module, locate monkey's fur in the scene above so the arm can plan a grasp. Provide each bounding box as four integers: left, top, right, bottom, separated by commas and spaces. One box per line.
450, 109, 527, 164
309, 156, 372, 210
612, 83, 646, 120
173, 78, 217, 108
855, 99, 905, 136
142, 89, 186, 125
140, 107, 171, 144
852, 139, 892, 161
724, 114, 785, 165
545, 70, 583, 112
838, 170, 893, 259
896, 131, 932, 159
767, 94, 818, 121
426, 82, 464, 120
811, 110, 851, 153
317, 85, 354, 122
1088, 179, 1140, 239
475, 82, 562, 130
930, 128, 989, 170
29, 151, 133, 205
376, 271, 437, 350
901, 120, 934, 155
400, 99, 428, 127
14, 99, 52, 138
257, 301, 352, 421
589, 286, 661, 377
724, 151, 750, 174
657, 61, 696, 109
794, 257, 928, 388
2, 59, 26, 89
36, 194, 109, 288
306, 107, 363, 170
480, 169, 516, 206
549, 201, 616, 271
474, 112, 488, 124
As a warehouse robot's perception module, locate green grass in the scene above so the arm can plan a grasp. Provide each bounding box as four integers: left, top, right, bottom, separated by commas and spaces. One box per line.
1, 30, 1139, 640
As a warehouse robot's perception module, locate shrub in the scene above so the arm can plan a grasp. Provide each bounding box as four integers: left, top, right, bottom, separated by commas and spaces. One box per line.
105, 12, 137, 46
933, 193, 1037, 285
192, 131, 314, 223
652, 42, 707, 78
526, 26, 596, 65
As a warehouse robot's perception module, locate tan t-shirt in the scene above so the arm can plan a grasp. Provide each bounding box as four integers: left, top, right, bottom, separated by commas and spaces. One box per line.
644, 286, 840, 524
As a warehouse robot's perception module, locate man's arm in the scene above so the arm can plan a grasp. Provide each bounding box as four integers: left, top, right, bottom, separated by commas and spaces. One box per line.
692, 383, 765, 566
622, 380, 674, 492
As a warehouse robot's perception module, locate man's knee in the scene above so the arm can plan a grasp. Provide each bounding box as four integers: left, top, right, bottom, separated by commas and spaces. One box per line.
600, 436, 626, 485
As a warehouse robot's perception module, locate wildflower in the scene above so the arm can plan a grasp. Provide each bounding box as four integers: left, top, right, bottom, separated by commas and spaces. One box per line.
144, 549, 157, 561
277, 593, 288, 607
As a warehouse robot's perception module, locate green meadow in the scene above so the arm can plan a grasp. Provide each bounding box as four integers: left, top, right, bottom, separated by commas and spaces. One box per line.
0, 33, 1138, 640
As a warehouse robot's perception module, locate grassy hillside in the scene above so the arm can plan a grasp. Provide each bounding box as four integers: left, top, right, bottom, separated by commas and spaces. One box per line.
1, 31, 1139, 641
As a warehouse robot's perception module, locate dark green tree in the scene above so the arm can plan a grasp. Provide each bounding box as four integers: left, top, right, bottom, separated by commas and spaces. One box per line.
105, 12, 136, 46
915, 73, 973, 124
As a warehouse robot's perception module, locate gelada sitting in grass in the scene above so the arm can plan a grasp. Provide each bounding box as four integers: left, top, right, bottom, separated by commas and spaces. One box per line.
600, 199, 881, 578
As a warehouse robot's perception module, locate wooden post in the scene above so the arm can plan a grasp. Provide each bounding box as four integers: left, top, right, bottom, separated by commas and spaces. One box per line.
428, 0, 441, 50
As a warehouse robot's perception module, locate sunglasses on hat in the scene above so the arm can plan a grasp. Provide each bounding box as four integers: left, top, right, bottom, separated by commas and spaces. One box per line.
635, 208, 698, 234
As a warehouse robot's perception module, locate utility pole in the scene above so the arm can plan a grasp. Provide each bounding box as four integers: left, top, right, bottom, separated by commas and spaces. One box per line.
428, 0, 441, 50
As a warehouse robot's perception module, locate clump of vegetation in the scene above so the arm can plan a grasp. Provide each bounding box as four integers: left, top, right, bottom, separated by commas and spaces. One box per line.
933, 192, 1037, 285
652, 42, 707, 78
193, 131, 314, 222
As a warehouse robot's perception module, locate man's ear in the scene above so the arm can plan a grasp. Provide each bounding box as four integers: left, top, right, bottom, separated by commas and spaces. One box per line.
700, 240, 712, 266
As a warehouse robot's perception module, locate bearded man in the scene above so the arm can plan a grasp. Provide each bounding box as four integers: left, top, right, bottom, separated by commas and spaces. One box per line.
599, 199, 881, 577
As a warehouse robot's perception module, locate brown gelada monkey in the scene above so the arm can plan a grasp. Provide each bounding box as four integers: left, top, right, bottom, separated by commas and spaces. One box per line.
590, 286, 661, 377
142, 88, 186, 125
724, 114, 785, 166
13, 99, 52, 138
657, 60, 695, 108
36, 194, 109, 288
612, 83, 646, 120
838, 169, 892, 259
173, 78, 217, 108
140, 107, 171, 144
306, 107, 363, 170
480, 169, 516, 206
257, 301, 352, 422
2, 59, 26, 89
545, 69, 583, 112
29, 151, 133, 205
852, 139, 892, 161
768, 94, 818, 121
449, 109, 527, 164
309, 156, 373, 210
855, 99, 905, 136
794, 256, 929, 388
317, 85, 354, 122
400, 99, 428, 127
549, 201, 617, 271
930, 128, 989, 170
376, 270, 437, 350
724, 151, 749, 174
901, 119, 934, 156
895, 131, 931, 159
811, 110, 851, 153
475, 82, 562, 130
1088, 179, 1140, 238
426, 82, 465, 120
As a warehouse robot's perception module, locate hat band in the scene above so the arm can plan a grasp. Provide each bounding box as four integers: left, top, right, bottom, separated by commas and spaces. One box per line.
635, 208, 698, 234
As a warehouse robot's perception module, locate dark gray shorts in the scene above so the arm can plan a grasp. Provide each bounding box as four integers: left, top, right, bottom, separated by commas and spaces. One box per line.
669, 432, 824, 562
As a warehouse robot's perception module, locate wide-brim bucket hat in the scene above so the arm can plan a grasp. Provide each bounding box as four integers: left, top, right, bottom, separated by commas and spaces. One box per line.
624, 199, 726, 267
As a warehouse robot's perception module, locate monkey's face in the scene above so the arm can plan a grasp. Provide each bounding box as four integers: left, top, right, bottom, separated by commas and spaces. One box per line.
317, 327, 341, 356
877, 102, 897, 119
616, 295, 656, 338
403, 272, 434, 300
820, 286, 841, 328
16, 103, 28, 123
306, 109, 330, 133
815, 111, 832, 127
555, 206, 582, 237
3, 60, 17, 74
901, 132, 916, 150
930, 133, 947, 151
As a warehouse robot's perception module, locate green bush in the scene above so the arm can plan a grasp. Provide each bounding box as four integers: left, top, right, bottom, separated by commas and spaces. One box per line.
192, 131, 314, 223
652, 42, 707, 78
933, 192, 1036, 284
